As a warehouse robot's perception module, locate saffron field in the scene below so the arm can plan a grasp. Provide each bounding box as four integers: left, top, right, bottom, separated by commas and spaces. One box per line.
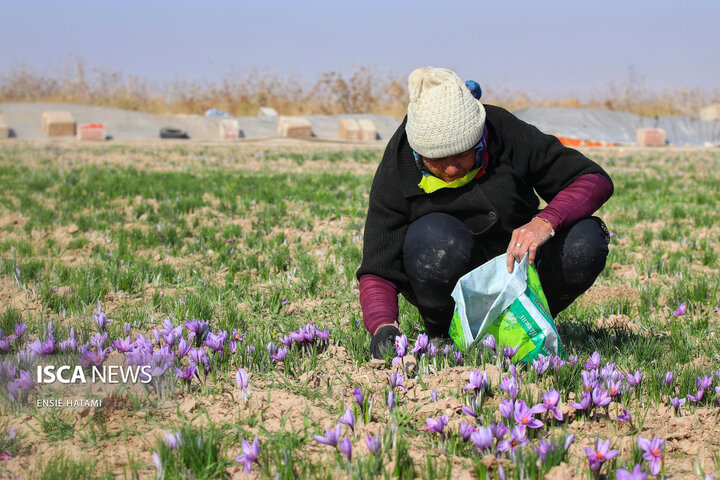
0, 143, 719, 479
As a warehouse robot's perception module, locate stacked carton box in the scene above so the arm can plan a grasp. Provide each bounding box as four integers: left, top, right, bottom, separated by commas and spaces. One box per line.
278, 117, 312, 138
700, 104, 720, 122
357, 119, 377, 141
636, 128, 666, 147
42, 111, 76, 136
338, 119, 360, 141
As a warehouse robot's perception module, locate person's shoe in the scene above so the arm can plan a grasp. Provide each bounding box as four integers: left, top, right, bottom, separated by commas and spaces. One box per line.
369, 324, 401, 360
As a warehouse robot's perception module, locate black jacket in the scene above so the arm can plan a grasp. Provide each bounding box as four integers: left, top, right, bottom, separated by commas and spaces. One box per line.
356, 104, 613, 290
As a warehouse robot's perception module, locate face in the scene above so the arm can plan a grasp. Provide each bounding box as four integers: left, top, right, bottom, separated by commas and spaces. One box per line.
422, 148, 476, 183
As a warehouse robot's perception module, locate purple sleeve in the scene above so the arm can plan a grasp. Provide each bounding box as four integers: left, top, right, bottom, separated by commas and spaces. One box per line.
535, 173, 613, 230
358, 274, 399, 335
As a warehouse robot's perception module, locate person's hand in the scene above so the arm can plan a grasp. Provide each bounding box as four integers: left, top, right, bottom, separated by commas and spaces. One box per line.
369, 324, 401, 359
506, 217, 554, 273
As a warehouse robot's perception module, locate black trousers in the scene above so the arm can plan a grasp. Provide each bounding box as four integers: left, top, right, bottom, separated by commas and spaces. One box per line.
401, 213, 609, 337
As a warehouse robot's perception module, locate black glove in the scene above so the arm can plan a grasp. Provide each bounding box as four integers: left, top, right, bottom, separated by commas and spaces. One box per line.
369, 324, 401, 360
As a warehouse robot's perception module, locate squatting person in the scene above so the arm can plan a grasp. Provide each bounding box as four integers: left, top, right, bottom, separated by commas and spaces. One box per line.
356, 67, 613, 359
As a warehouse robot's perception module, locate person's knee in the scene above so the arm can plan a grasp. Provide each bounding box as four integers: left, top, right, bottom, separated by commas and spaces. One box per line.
403, 213, 473, 286
563, 219, 609, 285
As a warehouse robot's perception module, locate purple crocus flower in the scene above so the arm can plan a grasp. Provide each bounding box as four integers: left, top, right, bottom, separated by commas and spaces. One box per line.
0, 338, 9, 353
176, 364, 197, 385
492, 421, 509, 441
14, 322, 26, 339
365, 434, 380, 454
481, 334, 496, 353
564, 434, 575, 450
538, 389, 563, 421
617, 409, 632, 424
112, 336, 135, 353
570, 391, 592, 411
670, 396, 685, 415
591, 387, 612, 407
338, 438, 352, 460
470, 426, 493, 451
204, 330, 227, 353
79, 346, 106, 367
459, 422, 474, 441
454, 350, 463, 364
387, 390, 395, 412
672, 302, 687, 316
687, 388, 705, 403
353, 388, 364, 409
15, 370, 33, 391
28, 338, 55, 355
502, 345, 519, 361
393, 335, 408, 365
464, 370, 489, 394
607, 378, 622, 399
411, 334, 429, 355
422, 415, 448, 434
663, 371, 675, 386
123, 322, 131, 334
584, 352, 601, 370
533, 438, 555, 462
431, 390, 438, 402
152, 452, 162, 475
514, 400, 544, 429
584, 437, 619, 471
314, 424, 341, 446
338, 407, 355, 433
625, 370, 643, 387
236, 368, 250, 402
582, 369, 599, 392
185, 318, 209, 344
461, 404, 478, 419
164, 432, 183, 449
497, 425, 528, 452
177, 338, 190, 358
616, 465, 647, 480
697, 375, 713, 390
389, 372, 408, 393
93, 301, 112, 330
499, 399, 514, 419
532, 355, 550, 376
271, 346, 288, 362
637, 436, 665, 475
236, 437, 260, 474
499, 375, 518, 399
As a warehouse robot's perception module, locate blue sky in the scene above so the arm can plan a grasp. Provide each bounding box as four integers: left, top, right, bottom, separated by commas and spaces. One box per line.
1, 0, 717, 98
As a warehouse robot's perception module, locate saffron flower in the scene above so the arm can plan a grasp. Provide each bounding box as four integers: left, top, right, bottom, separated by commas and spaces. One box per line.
625, 370, 643, 387
315, 424, 341, 446
570, 391, 592, 411
492, 421, 509, 440
538, 389, 563, 421
607, 378, 622, 399
499, 399, 514, 419
464, 370, 489, 394
499, 375, 519, 399
338, 438, 352, 460
584, 437, 619, 471
176, 365, 197, 385
584, 352, 601, 370
387, 390, 395, 412
365, 434, 380, 454
497, 425, 528, 452
459, 422, 474, 441
353, 388, 364, 409
236, 368, 250, 402
503, 345, 519, 360
271, 346, 288, 362
533, 438, 554, 462
389, 372, 408, 392
481, 334, 496, 353
514, 400, 544, 429
697, 375, 713, 391
392, 335, 408, 365
236, 436, 260, 474
422, 415, 448, 434
411, 334, 429, 355
338, 407, 355, 433
617, 409, 632, 424
687, 388, 705, 403
670, 396, 685, 415
616, 465, 647, 480
14, 322, 26, 339
591, 387, 612, 407
93, 301, 112, 330
637, 436, 665, 475
533, 354, 550, 376
672, 302, 687, 316
431, 390, 438, 402
582, 369, 599, 392
470, 426, 493, 451
164, 432, 183, 449
662, 371, 675, 387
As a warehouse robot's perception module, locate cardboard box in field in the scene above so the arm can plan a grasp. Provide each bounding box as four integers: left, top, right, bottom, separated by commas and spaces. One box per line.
357, 119, 378, 141
277, 117, 312, 138
700, 104, 720, 122
77, 124, 105, 141
42, 111, 76, 136
636, 128, 666, 147
0, 116, 9, 139
220, 119, 240, 139
338, 119, 360, 141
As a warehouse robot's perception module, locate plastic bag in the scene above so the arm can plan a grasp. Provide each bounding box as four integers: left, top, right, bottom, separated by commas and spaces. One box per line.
448, 253, 563, 363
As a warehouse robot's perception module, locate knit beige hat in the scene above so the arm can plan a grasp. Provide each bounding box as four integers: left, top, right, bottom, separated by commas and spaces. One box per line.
406, 67, 486, 159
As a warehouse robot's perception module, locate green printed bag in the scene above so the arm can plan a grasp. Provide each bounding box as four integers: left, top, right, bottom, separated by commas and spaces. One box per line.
448, 253, 563, 363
